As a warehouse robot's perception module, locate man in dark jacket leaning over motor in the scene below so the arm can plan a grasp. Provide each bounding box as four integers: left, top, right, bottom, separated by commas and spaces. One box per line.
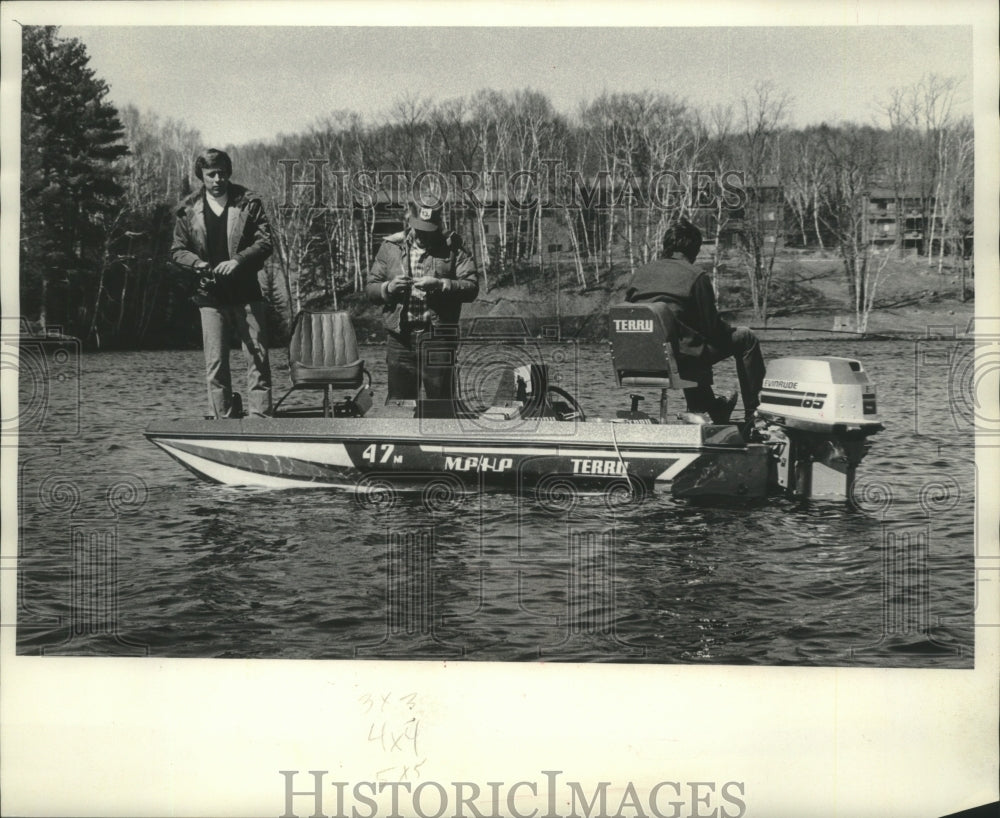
626, 218, 765, 431
171, 148, 273, 418
366, 202, 479, 402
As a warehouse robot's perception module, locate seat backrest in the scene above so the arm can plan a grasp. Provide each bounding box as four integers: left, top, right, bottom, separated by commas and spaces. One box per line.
289, 311, 361, 368
608, 302, 695, 389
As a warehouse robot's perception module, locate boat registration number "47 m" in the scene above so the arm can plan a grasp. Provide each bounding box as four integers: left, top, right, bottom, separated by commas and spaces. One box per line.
361, 443, 402, 464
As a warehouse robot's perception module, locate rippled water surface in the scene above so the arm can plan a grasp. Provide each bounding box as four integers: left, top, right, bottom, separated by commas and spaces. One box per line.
15, 340, 974, 665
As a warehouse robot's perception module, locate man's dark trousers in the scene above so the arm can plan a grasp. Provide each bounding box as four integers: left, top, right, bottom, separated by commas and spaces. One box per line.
385, 330, 457, 401
681, 325, 765, 420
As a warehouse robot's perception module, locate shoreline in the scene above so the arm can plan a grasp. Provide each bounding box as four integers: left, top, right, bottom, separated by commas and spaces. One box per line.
19, 304, 974, 350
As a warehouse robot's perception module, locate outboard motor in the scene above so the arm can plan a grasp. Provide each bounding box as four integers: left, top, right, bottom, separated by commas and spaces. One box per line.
754, 357, 883, 500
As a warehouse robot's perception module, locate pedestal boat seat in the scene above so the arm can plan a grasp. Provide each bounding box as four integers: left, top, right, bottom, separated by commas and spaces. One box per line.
608, 301, 699, 423
273, 310, 372, 417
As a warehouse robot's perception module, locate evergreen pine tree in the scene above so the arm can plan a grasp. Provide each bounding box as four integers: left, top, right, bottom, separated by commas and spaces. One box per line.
20, 25, 128, 334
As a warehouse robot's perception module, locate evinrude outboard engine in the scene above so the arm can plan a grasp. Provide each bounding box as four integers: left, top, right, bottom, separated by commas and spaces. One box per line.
754, 356, 883, 500
607, 304, 883, 501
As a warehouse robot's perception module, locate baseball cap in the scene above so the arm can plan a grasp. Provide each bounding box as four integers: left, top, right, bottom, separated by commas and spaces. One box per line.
408, 202, 443, 232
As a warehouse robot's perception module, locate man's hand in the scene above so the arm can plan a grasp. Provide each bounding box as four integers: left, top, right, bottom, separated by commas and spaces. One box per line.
213, 260, 239, 277
412, 276, 442, 294
387, 276, 413, 297
194, 260, 210, 271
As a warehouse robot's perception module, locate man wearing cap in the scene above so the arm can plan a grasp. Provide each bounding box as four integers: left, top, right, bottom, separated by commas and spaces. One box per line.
366, 202, 479, 403
171, 148, 274, 418
626, 218, 765, 432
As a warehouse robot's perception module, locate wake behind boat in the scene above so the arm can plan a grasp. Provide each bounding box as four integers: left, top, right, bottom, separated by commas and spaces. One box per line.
145, 305, 883, 501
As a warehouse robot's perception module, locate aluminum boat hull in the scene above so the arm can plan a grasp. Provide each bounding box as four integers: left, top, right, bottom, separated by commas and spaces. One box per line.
144, 417, 768, 499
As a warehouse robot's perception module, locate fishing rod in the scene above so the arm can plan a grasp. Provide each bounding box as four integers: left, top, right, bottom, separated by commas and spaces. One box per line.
750, 326, 863, 334
747, 326, 907, 340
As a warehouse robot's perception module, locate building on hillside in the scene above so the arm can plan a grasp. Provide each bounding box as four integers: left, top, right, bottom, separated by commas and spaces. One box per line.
702, 175, 785, 252
863, 187, 929, 253
864, 186, 972, 257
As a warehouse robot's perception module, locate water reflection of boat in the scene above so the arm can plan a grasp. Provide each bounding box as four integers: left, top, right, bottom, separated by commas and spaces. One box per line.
145, 307, 883, 501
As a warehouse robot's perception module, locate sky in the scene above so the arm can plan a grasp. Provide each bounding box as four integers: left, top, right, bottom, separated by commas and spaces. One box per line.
52, 24, 974, 147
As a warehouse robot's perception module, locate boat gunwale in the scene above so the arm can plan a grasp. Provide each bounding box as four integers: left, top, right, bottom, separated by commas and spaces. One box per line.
144, 429, 755, 454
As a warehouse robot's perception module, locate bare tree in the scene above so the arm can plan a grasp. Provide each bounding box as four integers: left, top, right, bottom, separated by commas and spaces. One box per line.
782, 127, 827, 250
639, 92, 698, 267
733, 82, 791, 324
470, 90, 514, 287
935, 115, 973, 277
703, 104, 736, 290
884, 75, 961, 262
816, 123, 886, 330
879, 87, 916, 257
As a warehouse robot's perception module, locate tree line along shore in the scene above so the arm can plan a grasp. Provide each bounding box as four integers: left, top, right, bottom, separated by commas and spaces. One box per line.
20, 26, 973, 350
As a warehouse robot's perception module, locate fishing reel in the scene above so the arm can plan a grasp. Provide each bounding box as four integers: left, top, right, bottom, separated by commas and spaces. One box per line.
407, 284, 436, 328
171, 261, 225, 295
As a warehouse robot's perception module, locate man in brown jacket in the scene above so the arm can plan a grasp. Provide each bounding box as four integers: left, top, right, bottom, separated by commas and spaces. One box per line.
171, 148, 274, 418
366, 202, 478, 402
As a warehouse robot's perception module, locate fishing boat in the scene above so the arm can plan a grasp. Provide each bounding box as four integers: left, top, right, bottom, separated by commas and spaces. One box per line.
144, 305, 883, 501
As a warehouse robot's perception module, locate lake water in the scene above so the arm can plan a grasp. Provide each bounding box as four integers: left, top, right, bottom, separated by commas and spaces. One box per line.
14, 338, 975, 665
